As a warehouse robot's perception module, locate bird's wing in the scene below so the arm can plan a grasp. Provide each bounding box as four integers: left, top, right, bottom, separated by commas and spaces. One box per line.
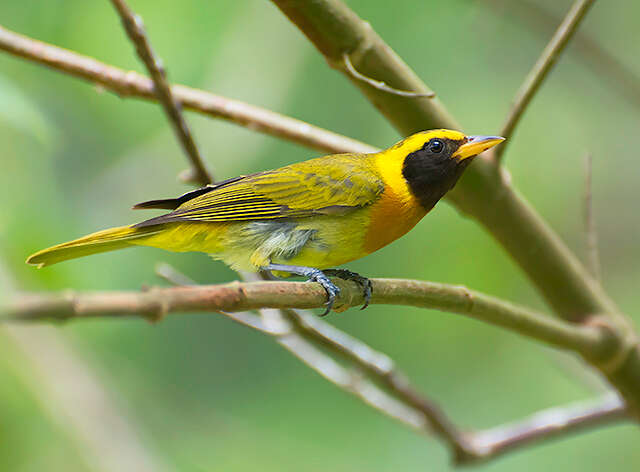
134, 154, 384, 227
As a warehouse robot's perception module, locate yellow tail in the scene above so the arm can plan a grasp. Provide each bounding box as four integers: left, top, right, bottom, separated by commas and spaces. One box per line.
26, 225, 160, 268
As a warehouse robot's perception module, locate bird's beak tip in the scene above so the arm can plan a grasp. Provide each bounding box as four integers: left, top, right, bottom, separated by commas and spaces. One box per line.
453, 135, 505, 160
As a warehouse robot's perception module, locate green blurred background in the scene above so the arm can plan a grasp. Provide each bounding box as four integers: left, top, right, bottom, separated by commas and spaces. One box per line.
1, 0, 639, 470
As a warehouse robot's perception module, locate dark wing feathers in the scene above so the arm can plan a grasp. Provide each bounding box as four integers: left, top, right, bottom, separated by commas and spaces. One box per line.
132, 176, 246, 210
134, 155, 383, 228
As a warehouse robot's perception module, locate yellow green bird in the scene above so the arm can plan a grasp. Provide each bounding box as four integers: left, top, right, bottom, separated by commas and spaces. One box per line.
27, 129, 504, 313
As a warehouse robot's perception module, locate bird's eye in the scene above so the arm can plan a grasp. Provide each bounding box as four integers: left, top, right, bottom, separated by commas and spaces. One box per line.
429, 139, 444, 153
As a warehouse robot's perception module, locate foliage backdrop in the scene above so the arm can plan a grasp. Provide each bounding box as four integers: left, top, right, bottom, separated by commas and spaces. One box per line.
1, 0, 639, 470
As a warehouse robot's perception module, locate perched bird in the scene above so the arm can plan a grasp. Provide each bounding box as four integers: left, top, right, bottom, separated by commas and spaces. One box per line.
27, 129, 503, 313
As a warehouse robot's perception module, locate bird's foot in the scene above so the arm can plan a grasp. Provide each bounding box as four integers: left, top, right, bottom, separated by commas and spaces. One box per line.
306, 269, 341, 316
264, 263, 340, 316
323, 269, 373, 310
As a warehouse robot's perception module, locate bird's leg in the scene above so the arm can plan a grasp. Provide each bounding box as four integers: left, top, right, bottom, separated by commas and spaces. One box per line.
264, 263, 340, 316
322, 269, 373, 310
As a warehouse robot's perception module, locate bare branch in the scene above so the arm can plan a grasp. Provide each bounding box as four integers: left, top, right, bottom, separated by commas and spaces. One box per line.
229, 303, 631, 464
342, 53, 435, 98
270, 321, 429, 431
4, 271, 630, 463
484, 0, 640, 110
158, 266, 470, 458
108, 0, 211, 185
583, 154, 601, 281
0, 25, 376, 156
188, 271, 627, 463
154, 264, 271, 331
467, 393, 628, 462
495, 0, 597, 162
1, 278, 618, 361
271, 0, 456, 134
280, 306, 475, 460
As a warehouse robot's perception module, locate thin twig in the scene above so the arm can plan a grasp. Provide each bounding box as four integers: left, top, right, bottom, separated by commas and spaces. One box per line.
468, 393, 627, 462
342, 53, 435, 98
155, 262, 197, 286
583, 154, 601, 281
107, 1, 211, 185
268, 318, 429, 431
0, 25, 377, 157
494, 0, 597, 162
280, 307, 475, 459
483, 0, 640, 110
1, 279, 616, 361
108, 0, 212, 185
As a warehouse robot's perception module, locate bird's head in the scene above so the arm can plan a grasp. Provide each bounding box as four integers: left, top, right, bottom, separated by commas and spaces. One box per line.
389, 129, 504, 211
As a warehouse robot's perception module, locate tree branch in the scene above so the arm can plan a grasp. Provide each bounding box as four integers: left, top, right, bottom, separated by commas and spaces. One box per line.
0, 24, 376, 156
269, 0, 640, 417
108, 0, 212, 186
2, 277, 630, 464
467, 393, 628, 463
1, 278, 619, 361
494, 0, 597, 162
263, 316, 430, 431
164, 268, 463, 452
278, 306, 475, 459
342, 53, 435, 98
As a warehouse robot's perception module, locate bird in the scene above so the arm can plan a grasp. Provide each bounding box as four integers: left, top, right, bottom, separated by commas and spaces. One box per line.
27, 129, 504, 314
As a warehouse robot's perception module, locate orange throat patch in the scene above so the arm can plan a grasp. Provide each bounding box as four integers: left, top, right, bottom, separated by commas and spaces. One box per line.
363, 185, 427, 254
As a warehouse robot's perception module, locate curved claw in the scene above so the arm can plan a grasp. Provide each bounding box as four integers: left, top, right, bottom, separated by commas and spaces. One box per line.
264, 263, 344, 316
359, 278, 373, 310
307, 269, 341, 316
262, 263, 369, 316
323, 269, 372, 310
